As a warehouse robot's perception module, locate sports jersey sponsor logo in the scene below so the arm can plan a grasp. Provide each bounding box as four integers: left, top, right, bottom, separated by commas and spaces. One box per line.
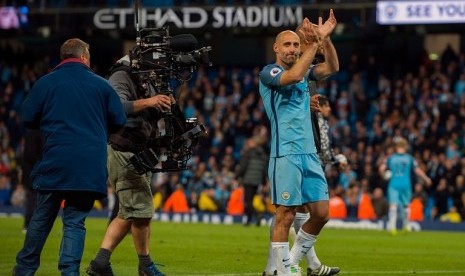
270, 68, 282, 77
281, 191, 290, 200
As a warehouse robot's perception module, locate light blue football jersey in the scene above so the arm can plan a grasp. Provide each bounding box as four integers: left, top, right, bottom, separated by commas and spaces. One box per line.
386, 153, 416, 189
259, 63, 317, 157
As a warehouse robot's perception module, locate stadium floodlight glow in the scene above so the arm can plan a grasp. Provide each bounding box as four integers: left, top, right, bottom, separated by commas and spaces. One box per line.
376, 0, 465, 25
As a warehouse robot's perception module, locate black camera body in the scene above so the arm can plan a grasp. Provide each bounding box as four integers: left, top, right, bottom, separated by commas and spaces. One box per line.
128, 26, 210, 174
131, 118, 207, 174
129, 26, 211, 95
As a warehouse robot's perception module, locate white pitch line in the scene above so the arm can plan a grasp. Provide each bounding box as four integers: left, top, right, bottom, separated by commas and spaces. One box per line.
340, 271, 465, 274
180, 271, 465, 276
175, 274, 258, 276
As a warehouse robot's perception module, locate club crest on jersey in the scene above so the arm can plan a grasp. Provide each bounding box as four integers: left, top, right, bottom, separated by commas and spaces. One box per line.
281, 192, 290, 201
270, 68, 282, 77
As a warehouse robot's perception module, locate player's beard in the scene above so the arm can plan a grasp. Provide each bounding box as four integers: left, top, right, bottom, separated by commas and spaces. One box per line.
280, 53, 298, 68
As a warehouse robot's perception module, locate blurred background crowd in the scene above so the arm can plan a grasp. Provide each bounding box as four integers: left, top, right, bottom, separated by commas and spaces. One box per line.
1, 37, 465, 224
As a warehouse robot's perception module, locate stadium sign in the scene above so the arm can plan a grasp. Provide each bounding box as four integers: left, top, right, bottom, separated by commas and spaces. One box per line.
93, 6, 303, 29
377, 0, 465, 24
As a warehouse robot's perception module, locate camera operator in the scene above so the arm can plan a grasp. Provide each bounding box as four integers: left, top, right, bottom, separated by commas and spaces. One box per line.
86, 54, 171, 276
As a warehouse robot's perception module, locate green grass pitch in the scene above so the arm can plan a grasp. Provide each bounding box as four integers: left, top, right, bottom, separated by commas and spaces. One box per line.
1, 217, 464, 275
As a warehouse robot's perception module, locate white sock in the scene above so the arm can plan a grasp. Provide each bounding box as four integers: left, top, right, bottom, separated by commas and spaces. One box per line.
388, 205, 398, 231
293, 212, 309, 234
402, 206, 410, 230
264, 216, 277, 274
306, 246, 321, 270
289, 229, 316, 266
293, 213, 321, 269
272, 242, 291, 276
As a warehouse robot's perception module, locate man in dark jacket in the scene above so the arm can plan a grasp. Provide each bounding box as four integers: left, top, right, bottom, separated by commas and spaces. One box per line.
13, 38, 126, 276
236, 135, 269, 226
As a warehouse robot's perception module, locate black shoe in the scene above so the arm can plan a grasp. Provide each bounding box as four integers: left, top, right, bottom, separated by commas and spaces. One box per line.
139, 262, 165, 276
86, 260, 115, 276
307, 264, 340, 276
262, 270, 277, 276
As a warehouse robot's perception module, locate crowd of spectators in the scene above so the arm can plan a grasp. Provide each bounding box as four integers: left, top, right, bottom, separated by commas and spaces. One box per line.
1, 38, 465, 224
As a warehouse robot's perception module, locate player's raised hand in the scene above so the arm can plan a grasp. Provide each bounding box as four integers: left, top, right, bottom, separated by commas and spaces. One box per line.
297, 17, 319, 53
317, 9, 337, 40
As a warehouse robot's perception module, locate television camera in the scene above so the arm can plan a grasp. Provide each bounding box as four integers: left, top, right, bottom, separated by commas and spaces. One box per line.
128, 11, 211, 174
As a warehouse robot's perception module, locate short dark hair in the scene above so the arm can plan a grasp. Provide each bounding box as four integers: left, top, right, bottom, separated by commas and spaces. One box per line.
318, 95, 329, 106
60, 38, 89, 60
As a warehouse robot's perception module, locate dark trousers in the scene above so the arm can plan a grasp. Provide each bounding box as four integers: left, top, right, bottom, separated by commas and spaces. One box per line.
23, 188, 37, 229
15, 191, 95, 276
244, 185, 259, 224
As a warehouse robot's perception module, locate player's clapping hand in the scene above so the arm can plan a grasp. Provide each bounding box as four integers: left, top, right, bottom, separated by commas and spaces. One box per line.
297, 18, 318, 43
317, 9, 337, 40
296, 17, 319, 53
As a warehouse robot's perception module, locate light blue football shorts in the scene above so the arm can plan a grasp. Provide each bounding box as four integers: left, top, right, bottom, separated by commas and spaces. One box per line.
269, 153, 329, 206
387, 185, 412, 207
